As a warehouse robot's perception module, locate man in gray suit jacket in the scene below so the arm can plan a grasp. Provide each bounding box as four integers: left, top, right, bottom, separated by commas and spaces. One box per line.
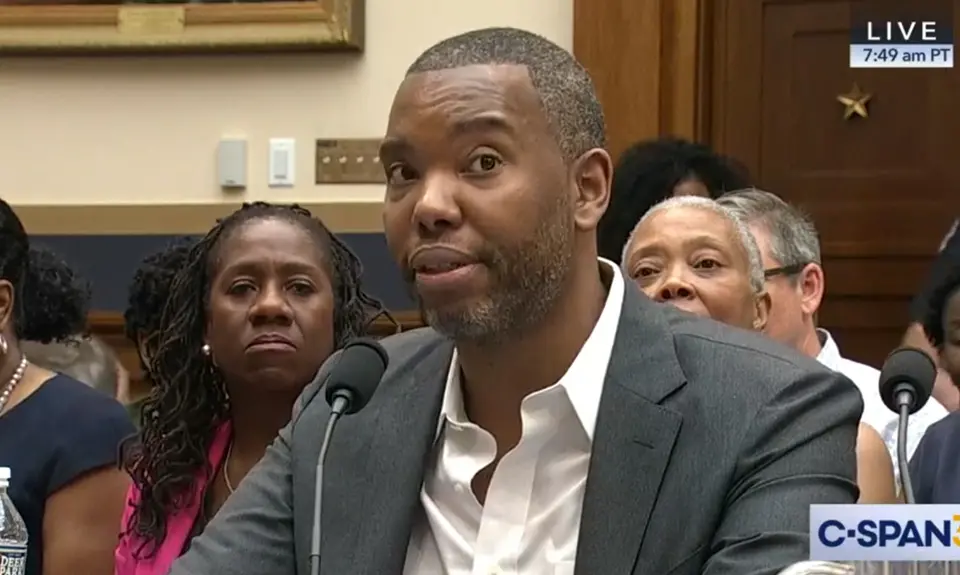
169, 26, 862, 575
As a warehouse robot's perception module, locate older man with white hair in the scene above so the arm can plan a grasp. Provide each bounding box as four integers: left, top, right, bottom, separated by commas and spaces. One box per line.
718, 189, 948, 471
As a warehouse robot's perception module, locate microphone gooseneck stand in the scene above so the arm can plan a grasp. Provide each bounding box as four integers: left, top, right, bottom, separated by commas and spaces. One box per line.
877, 348, 936, 505
308, 393, 351, 575
303, 338, 389, 575
895, 389, 916, 504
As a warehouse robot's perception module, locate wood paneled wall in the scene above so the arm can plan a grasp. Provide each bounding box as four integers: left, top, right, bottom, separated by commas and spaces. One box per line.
574, 0, 708, 160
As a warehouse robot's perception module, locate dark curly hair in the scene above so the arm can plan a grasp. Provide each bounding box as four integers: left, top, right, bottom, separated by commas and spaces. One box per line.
123, 238, 194, 362
597, 138, 752, 263
922, 261, 960, 348
0, 199, 90, 344
121, 202, 391, 557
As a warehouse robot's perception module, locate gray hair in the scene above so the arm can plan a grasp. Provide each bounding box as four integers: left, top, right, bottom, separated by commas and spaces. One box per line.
621, 195, 765, 294
23, 336, 119, 398
717, 189, 821, 274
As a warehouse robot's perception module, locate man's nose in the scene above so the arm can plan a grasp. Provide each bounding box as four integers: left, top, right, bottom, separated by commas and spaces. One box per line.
412, 174, 462, 236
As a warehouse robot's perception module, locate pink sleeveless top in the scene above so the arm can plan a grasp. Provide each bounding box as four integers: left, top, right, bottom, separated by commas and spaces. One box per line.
114, 422, 232, 575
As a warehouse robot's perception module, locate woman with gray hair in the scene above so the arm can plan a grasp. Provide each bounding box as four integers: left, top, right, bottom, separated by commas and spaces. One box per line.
621, 195, 898, 504
620, 195, 771, 331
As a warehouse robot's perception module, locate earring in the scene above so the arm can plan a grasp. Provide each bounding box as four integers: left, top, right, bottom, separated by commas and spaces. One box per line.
201, 343, 211, 356
0, 335, 7, 355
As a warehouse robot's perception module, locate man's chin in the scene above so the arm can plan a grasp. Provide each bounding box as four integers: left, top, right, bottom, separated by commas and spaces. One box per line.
421, 302, 497, 341
421, 304, 467, 331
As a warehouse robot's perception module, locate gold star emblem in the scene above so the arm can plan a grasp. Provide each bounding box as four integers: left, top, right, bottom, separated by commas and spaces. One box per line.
837, 83, 871, 120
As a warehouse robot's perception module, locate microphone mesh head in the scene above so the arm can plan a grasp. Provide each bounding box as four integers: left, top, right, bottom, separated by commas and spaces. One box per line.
878, 346, 936, 414
323, 338, 388, 414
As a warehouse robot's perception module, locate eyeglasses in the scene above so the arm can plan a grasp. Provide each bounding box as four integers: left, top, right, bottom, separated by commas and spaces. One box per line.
763, 262, 808, 279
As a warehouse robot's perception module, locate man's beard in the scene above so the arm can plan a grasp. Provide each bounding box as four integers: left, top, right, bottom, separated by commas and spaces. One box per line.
413, 194, 575, 347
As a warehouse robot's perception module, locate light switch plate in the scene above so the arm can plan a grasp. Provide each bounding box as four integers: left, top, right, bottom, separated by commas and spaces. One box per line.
315, 138, 385, 184
269, 138, 295, 187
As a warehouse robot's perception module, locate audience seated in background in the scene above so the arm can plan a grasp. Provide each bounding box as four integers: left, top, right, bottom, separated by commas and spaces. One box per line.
115, 202, 388, 575
0, 204, 135, 575
597, 137, 751, 264
621, 195, 898, 504
903, 217, 960, 411
718, 189, 947, 480
909, 259, 960, 502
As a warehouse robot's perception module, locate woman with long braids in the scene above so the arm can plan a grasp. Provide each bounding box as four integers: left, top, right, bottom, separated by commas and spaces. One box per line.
115, 202, 389, 574
0, 200, 135, 575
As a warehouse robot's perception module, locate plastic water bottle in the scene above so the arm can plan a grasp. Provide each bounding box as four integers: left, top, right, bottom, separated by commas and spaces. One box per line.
0, 467, 27, 575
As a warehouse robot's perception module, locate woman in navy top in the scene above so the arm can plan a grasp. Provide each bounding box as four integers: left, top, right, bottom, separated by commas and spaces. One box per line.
909, 251, 960, 503
0, 198, 135, 575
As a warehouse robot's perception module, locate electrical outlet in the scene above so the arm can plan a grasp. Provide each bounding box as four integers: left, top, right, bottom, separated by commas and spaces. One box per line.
314, 139, 385, 184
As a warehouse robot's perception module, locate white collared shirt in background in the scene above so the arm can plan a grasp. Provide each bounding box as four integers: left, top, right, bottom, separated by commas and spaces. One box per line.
403, 259, 625, 575
815, 328, 947, 477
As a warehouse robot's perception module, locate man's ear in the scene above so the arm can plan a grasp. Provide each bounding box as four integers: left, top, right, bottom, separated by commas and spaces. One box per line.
753, 291, 772, 332
571, 148, 613, 233
798, 263, 825, 316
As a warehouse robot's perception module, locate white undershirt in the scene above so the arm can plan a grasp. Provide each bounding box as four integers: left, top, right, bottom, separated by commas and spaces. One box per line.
402, 259, 625, 575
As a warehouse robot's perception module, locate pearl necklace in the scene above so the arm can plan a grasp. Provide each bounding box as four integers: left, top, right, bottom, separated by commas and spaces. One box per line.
0, 357, 28, 415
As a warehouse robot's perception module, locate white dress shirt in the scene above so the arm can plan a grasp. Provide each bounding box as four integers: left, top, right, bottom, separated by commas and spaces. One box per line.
403, 259, 625, 575
815, 329, 947, 476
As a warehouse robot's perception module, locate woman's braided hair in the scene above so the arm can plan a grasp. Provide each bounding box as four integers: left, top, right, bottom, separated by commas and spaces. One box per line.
121, 202, 392, 556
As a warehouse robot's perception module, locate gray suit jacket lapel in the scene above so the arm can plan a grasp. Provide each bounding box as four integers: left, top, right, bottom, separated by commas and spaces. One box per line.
576, 286, 687, 575
306, 337, 451, 575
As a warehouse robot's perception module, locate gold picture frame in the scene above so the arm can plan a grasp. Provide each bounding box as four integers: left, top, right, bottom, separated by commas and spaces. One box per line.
0, 0, 363, 54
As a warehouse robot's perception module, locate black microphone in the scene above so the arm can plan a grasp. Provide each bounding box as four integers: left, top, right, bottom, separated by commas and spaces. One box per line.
308, 338, 388, 575
878, 346, 935, 504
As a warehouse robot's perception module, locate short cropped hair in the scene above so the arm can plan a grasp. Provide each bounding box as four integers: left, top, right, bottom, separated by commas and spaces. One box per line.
718, 189, 822, 273
623, 195, 765, 294
407, 27, 605, 162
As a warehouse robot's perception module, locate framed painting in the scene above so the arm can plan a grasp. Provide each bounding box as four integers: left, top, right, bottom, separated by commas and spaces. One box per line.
0, 0, 363, 54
